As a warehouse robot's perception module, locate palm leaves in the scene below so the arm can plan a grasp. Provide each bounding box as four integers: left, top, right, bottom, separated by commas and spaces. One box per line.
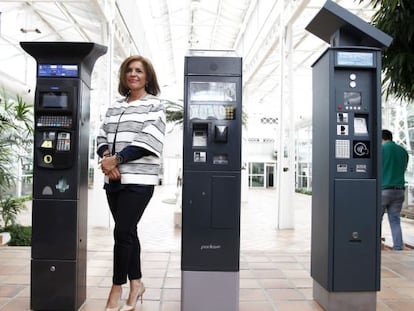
0, 89, 33, 195
165, 100, 184, 125
362, 0, 414, 101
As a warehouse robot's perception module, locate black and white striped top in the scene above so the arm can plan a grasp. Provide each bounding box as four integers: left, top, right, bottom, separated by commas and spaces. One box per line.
97, 95, 166, 185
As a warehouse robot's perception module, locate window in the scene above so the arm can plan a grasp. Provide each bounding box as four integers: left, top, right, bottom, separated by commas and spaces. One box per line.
249, 162, 264, 187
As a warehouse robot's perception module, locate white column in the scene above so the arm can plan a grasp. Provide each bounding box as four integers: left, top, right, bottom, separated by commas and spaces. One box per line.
276, 1, 295, 229
89, 9, 115, 228
241, 88, 250, 203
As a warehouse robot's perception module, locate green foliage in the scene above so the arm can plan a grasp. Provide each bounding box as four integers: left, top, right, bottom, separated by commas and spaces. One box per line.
0, 196, 28, 228
295, 188, 312, 195
0, 88, 34, 195
165, 100, 184, 125
361, 0, 414, 101
0, 224, 31, 246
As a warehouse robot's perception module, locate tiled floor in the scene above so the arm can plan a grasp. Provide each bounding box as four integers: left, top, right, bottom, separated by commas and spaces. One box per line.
1, 185, 414, 311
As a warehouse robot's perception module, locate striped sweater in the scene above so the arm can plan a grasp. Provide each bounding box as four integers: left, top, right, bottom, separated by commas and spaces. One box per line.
97, 95, 166, 185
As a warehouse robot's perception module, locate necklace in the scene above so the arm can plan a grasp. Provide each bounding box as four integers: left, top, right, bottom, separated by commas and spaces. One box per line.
127, 92, 147, 103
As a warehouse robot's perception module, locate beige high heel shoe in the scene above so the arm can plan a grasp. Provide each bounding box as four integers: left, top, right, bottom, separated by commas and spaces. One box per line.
105, 286, 122, 311
120, 282, 145, 311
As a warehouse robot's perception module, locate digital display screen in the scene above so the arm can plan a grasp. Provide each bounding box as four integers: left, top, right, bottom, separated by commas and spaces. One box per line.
344, 92, 361, 106
38, 64, 78, 77
189, 82, 236, 102
40, 91, 68, 109
336, 52, 374, 67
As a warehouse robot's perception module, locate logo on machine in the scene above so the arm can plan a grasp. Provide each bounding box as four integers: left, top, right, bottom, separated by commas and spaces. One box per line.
353, 140, 370, 158
55, 177, 70, 193
200, 244, 221, 250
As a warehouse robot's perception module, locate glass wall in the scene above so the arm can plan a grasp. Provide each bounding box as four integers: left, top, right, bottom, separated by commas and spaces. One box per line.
248, 162, 276, 188
295, 126, 312, 192
249, 162, 264, 187
404, 106, 414, 213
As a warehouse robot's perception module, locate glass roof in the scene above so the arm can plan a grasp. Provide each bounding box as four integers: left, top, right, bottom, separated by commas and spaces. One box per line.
0, 0, 376, 120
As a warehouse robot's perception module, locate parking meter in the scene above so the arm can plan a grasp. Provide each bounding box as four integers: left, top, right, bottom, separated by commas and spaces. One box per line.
306, 1, 392, 310
181, 51, 242, 311
20, 42, 107, 311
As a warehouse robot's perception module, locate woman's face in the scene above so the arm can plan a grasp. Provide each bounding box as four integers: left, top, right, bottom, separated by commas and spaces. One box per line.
125, 60, 147, 92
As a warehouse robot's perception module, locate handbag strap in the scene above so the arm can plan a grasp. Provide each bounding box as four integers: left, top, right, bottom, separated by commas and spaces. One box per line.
111, 109, 126, 155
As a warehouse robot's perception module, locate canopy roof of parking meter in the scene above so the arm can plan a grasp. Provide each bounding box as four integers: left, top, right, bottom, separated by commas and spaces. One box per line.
305, 0, 392, 48
20, 41, 107, 87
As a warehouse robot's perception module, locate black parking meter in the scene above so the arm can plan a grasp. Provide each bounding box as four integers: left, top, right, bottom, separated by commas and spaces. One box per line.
306, 1, 392, 310
20, 42, 107, 311
181, 51, 242, 311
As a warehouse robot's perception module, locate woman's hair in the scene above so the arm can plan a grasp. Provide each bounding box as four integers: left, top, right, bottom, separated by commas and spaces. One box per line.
118, 55, 161, 96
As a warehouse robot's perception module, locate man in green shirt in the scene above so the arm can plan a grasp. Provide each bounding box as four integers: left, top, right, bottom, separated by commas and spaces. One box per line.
382, 129, 409, 250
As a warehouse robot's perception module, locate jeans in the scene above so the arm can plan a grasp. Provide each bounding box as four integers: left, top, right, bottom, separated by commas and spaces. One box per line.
381, 189, 405, 250
106, 186, 154, 284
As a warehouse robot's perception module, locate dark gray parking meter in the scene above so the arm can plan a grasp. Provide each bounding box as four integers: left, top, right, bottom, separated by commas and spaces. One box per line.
181, 51, 242, 311
21, 42, 106, 311
306, 1, 392, 310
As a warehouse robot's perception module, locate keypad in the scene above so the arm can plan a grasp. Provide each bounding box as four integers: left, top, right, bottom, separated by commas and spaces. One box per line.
37, 115, 72, 128
335, 139, 350, 159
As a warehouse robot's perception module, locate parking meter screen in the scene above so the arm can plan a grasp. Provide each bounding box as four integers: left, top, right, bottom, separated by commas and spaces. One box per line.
39, 91, 68, 109
344, 91, 361, 106
38, 64, 78, 77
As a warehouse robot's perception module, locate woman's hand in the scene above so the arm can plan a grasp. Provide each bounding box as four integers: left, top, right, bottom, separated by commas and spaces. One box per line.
101, 156, 121, 180
107, 167, 121, 180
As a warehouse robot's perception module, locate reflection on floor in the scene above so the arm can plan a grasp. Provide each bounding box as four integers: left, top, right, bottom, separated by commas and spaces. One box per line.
0, 185, 413, 311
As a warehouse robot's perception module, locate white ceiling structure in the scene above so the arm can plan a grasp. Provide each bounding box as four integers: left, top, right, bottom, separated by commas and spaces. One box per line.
0, 0, 375, 124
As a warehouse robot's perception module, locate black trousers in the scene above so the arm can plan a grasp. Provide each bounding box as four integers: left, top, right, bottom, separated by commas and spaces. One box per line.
106, 186, 154, 285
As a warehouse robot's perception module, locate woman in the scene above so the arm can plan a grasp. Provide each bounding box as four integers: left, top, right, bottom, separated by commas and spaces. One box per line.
97, 55, 165, 311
